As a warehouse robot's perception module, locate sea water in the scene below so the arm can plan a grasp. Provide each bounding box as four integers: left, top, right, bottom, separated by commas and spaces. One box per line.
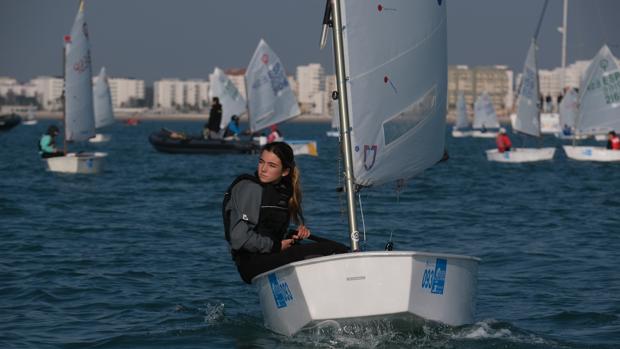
1, 120, 618, 348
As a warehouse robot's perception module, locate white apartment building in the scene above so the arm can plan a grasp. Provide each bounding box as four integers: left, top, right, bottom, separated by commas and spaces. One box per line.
0, 77, 38, 99
296, 63, 325, 114
30, 76, 64, 110
108, 78, 145, 108
154, 78, 209, 110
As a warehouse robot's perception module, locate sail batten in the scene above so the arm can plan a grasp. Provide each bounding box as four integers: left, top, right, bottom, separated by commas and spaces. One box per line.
245, 39, 301, 132
341, 1, 447, 187
64, 2, 95, 142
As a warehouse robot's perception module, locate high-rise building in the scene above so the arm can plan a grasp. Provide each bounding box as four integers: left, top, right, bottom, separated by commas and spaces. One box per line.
29, 76, 64, 110
448, 65, 514, 115
296, 63, 325, 114
153, 79, 209, 110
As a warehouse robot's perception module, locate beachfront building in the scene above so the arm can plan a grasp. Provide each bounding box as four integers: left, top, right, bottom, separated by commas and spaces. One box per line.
0, 76, 39, 106
107, 77, 146, 108
29, 76, 64, 111
296, 63, 325, 115
448, 65, 514, 116
153, 79, 209, 112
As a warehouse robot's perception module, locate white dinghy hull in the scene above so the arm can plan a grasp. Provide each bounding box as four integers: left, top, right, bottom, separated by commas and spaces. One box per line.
88, 133, 111, 143
44, 152, 107, 174
563, 146, 620, 162
486, 147, 556, 163
287, 140, 318, 157
471, 130, 497, 138
253, 251, 479, 336
451, 129, 472, 138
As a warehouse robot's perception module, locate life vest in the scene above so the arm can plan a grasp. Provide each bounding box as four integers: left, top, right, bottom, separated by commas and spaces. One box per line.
496, 134, 512, 152
612, 136, 620, 150
222, 174, 292, 246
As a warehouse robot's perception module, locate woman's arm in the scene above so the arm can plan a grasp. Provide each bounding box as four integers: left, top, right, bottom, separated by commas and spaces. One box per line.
228, 180, 280, 253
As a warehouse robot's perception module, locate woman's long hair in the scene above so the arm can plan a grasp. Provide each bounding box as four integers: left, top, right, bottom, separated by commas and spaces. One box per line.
261, 142, 303, 225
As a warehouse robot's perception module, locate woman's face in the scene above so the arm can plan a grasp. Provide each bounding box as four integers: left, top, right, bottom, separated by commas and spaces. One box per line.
257, 150, 289, 184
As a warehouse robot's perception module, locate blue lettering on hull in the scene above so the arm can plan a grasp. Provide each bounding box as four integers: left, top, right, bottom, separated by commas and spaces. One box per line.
268, 273, 294, 308
421, 258, 447, 295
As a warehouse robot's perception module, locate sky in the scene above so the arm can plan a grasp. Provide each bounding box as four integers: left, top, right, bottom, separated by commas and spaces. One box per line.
1, 0, 619, 84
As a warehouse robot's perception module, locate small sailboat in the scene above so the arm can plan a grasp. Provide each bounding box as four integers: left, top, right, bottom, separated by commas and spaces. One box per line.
22, 106, 38, 125
555, 88, 588, 139
471, 91, 499, 138
246, 39, 318, 156
563, 44, 620, 161
253, 1, 479, 336
486, 7, 556, 163
149, 40, 316, 156
451, 91, 472, 137
89, 67, 114, 143
44, 1, 106, 174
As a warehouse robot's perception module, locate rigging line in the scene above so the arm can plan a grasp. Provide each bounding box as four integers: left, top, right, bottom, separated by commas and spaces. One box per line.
357, 192, 367, 246
533, 0, 549, 41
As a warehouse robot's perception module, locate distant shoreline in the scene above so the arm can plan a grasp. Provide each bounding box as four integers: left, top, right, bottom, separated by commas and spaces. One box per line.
30, 111, 513, 124
32, 111, 333, 123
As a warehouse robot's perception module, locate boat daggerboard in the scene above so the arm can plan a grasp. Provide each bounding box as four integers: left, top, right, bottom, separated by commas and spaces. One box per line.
209, 67, 247, 130
245, 39, 301, 132
65, 1, 95, 142
577, 45, 620, 135
514, 40, 540, 137
93, 67, 115, 129
340, 1, 447, 187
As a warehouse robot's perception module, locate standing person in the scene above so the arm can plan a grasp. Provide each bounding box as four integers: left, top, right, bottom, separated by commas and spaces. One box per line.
606, 130, 620, 150
267, 124, 283, 143
204, 97, 222, 139
496, 127, 512, 153
223, 142, 348, 284
39, 125, 65, 158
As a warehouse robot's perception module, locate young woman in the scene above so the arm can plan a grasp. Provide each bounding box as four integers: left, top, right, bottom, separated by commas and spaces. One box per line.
223, 142, 348, 283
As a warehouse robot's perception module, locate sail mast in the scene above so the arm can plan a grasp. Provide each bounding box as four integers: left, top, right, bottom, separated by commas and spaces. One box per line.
62, 36, 68, 154
561, 0, 568, 90
330, 0, 360, 251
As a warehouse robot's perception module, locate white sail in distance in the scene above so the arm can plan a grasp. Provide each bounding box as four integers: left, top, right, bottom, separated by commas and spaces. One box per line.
455, 92, 468, 130
209, 67, 247, 130
473, 92, 499, 129
577, 45, 620, 134
93, 67, 115, 129
340, 1, 447, 187
64, 1, 95, 142
514, 40, 540, 137
245, 39, 301, 132
559, 88, 578, 130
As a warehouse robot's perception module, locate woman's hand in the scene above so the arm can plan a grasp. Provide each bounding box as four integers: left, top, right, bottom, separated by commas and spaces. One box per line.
293, 225, 311, 241
281, 239, 295, 250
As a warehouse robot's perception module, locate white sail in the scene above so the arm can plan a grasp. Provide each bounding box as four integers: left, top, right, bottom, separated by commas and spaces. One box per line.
454, 92, 468, 130
559, 88, 578, 130
209, 67, 247, 130
245, 39, 301, 132
473, 92, 499, 129
340, 1, 446, 186
514, 40, 540, 137
93, 67, 114, 129
64, 1, 95, 142
577, 45, 620, 134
